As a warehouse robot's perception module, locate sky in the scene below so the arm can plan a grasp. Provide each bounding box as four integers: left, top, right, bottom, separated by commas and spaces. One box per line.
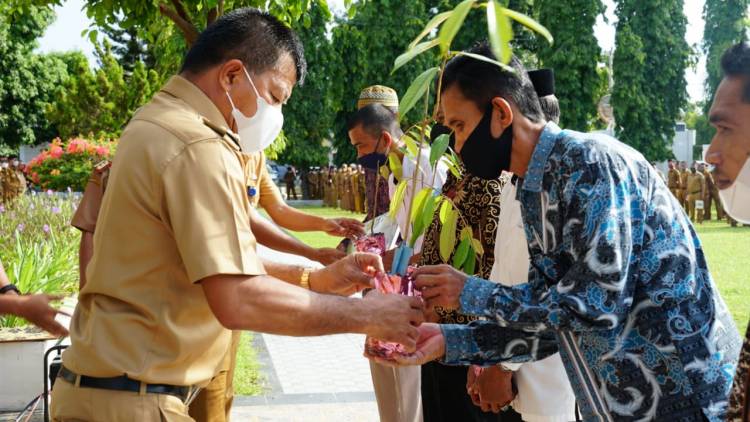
38, 0, 709, 102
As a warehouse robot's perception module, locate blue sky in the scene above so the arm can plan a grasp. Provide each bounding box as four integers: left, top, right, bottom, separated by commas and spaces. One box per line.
37, 0, 710, 102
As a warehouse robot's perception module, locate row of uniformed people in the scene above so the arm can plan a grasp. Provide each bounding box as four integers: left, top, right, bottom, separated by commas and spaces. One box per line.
0, 156, 26, 204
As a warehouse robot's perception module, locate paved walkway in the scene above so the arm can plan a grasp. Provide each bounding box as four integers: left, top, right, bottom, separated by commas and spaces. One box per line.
230, 246, 379, 421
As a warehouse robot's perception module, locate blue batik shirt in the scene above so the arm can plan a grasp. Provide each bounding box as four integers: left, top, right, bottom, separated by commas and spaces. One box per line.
441, 123, 741, 421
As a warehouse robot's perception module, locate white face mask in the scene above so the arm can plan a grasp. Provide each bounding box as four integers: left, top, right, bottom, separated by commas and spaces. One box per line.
719, 157, 750, 224
225, 67, 284, 153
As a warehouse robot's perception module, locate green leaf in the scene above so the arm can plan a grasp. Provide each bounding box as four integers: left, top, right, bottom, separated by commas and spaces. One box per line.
503, 8, 553, 45
399, 67, 440, 117
410, 187, 432, 222
421, 195, 440, 233
88, 29, 98, 44
388, 152, 402, 181
486, 0, 513, 63
389, 180, 408, 219
393, 39, 440, 73
461, 226, 473, 241
409, 11, 453, 50
471, 237, 485, 256
439, 199, 452, 224
463, 248, 476, 274
429, 134, 451, 167
439, 208, 458, 262
403, 133, 419, 157
453, 51, 514, 72
452, 236, 471, 269
438, 0, 476, 55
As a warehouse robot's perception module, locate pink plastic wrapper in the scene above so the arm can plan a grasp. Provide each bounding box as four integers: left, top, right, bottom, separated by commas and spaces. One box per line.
365, 266, 421, 360
355, 233, 386, 256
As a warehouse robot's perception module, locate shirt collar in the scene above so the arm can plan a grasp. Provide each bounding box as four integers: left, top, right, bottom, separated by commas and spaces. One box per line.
522, 121, 563, 193
161, 75, 230, 132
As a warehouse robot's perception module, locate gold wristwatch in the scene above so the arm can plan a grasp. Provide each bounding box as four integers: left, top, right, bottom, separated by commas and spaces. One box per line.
300, 267, 314, 290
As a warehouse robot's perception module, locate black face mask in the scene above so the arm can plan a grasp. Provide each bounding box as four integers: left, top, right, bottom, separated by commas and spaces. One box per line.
459, 107, 513, 180
357, 137, 387, 170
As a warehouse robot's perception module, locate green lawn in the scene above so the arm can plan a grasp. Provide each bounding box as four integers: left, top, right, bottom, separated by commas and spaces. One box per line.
233, 332, 265, 395
240, 207, 750, 395
694, 219, 750, 329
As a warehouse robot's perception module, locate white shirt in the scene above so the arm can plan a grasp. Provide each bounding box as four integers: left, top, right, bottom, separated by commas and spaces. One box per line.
489, 177, 577, 422
388, 145, 447, 253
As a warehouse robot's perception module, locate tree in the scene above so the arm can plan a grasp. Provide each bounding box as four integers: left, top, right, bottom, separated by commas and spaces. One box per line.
0, 5, 69, 148
45, 41, 161, 140
276, 6, 337, 167
536, 0, 604, 130
612, 0, 690, 161
99, 23, 156, 73
703, 0, 748, 107
19, 0, 338, 77
328, 0, 437, 164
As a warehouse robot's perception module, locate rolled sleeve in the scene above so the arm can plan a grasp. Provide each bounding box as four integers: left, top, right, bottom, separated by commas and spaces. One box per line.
258, 164, 284, 209
161, 140, 265, 283
71, 175, 103, 233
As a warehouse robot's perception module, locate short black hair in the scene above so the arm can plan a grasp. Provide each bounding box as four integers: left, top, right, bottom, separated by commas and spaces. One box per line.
347, 104, 403, 139
721, 42, 750, 103
538, 95, 560, 124
442, 42, 544, 122
181, 7, 306, 85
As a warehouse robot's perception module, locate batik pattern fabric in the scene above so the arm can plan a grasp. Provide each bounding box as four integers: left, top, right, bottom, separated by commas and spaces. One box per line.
441, 122, 742, 422
364, 168, 390, 221
419, 169, 506, 324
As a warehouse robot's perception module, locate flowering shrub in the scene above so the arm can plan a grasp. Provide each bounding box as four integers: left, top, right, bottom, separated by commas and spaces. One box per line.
0, 193, 80, 328
25, 137, 116, 192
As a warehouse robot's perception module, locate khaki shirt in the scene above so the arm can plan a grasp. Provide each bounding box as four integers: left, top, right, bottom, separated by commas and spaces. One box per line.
686, 171, 705, 195
71, 162, 111, 233
63, 75, 265, 386
679, 169, 689, 189
667, 169, 680, 189
241, 151, 283, 209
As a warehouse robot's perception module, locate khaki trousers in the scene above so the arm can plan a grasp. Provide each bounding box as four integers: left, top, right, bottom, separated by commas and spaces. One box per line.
687, 193, 703, 223
50, 375, 193, 421
370, 360, 423, 422
189, 331, 242, 422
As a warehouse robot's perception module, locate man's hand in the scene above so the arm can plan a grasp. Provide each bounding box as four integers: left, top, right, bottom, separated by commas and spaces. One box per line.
467, 366, 483, 406
15, 294, 69, 337
313, 247, 346, 266
324, 218, 365, 238
412, 264, 469, 309
309, 252, 382, 296
469, 365, 516, 413
360, 291, 425, 352
368, 322, 445, 366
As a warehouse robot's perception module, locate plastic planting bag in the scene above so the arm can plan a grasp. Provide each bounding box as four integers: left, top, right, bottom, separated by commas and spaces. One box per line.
364, 266, 421, 360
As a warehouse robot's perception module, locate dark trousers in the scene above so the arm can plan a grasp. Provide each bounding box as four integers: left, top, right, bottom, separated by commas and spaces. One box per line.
421, 361, 523, 422
286, 183, 297, 200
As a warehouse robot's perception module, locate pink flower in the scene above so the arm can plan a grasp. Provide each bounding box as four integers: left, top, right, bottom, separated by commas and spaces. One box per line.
49, 145, 63, 159
95, 146, 110, 156
43, 224, 50, 233
51, 206, 61, 214
0, 205, 4, 213
46, 189, 53, 196
16, 223, 24, 232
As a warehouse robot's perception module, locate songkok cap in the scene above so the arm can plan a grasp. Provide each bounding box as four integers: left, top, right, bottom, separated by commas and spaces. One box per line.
357, 85, 399, 109
528, 69, 555, 97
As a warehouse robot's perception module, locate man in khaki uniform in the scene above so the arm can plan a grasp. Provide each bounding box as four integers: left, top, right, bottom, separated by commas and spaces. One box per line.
308, 167, 318, 199
352, 167, 363, 213
685, 162, 706, 223
51, 9, 424, 421
702, 163, 724, 221
667, 159, 681, 199
678, 161, 689, 209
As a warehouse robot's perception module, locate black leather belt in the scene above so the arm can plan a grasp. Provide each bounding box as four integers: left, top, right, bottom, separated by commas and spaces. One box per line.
58, 365, 191, 402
